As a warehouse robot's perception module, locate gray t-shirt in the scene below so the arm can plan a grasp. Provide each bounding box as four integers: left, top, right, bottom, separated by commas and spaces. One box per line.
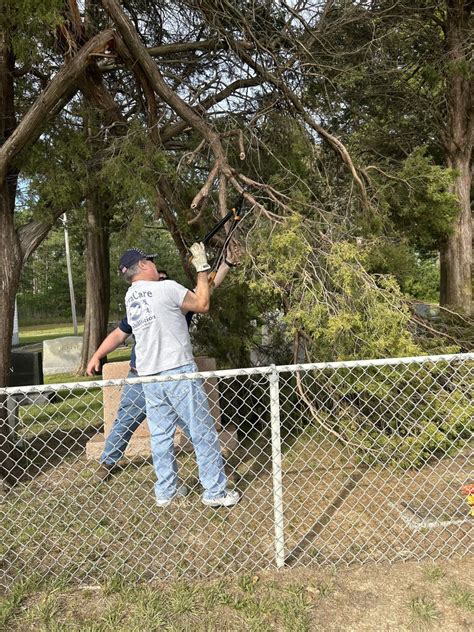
124, 279, 192, 375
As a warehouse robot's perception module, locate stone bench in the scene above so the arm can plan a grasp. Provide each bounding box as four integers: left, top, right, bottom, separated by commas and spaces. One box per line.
85, 356, 239, 461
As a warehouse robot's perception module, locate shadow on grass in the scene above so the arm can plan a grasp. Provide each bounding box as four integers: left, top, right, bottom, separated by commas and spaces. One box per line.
284, 464, 367, 566
13, 423, 101, 483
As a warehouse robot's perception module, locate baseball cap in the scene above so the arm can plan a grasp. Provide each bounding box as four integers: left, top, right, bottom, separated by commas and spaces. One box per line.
119, 248, 157, 274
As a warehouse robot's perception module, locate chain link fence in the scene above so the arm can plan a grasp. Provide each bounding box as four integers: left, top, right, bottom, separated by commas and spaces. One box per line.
1, 353, 473, 589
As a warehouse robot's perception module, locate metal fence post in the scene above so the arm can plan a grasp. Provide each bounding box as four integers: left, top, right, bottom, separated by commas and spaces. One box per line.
269, 365, 285, 569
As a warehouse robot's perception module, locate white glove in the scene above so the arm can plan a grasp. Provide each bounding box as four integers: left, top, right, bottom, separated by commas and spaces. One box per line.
190, 242, 211, 273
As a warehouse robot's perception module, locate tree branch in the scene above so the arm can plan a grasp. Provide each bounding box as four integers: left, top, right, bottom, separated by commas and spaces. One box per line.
0, 29, 114, 181
227, 38, 370, 207
100, 0, 228, 166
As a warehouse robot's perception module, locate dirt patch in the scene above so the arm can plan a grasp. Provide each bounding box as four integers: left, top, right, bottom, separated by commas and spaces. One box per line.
300, 559, 473, 631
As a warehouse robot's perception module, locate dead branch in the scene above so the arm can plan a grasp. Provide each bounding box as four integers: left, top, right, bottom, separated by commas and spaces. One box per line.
222, 129, 246, 160
218, 174, 228, 218
190, 161, 220, 211
160, 77, 262, 145
229, 176, 284, 223
184, 139, 206, 166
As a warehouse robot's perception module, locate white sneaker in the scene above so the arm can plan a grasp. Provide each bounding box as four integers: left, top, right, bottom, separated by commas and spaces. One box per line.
202, 490, 240, 507
156, 483, 189, 507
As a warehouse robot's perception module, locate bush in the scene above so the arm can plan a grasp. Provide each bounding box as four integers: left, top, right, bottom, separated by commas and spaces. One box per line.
314, 361, 474, 469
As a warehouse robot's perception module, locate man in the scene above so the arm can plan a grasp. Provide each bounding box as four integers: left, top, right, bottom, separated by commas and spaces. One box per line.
121, 243, 240, 507
86, 269, 169, 481
86, 257, 238, 481
90, 245, 240, 508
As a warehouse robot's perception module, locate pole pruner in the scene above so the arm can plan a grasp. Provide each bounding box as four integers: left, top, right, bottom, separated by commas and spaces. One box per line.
190, 195, 246, 285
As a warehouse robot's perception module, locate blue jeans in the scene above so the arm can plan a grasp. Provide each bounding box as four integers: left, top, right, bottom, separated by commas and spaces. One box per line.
143, 362, 227, 502
100, 371, 147, 466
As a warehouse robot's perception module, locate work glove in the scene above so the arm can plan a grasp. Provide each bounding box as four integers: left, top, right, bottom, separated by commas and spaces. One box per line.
190, 242, 211, 273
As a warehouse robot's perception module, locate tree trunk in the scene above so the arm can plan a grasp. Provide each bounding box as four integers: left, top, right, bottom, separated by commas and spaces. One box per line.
440, 157, 472, 312
79, 188, 111, 373
440, 0, 473, 314
0, 27, 24, 484
0, 180, 25, 485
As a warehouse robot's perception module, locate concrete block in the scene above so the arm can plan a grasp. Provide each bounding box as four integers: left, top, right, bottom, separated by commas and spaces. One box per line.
86, 357, 239, 461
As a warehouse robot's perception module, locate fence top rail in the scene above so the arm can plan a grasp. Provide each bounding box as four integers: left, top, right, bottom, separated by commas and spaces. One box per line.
1, 352, 473, 396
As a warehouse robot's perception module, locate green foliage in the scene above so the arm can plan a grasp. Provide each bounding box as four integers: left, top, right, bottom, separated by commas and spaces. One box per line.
366, 241, 440, 303
19, 126, 86, 225
252, 114, 315, 193
331, 362, 474, 469
402, 258, 440, 303
246, 213, 472, 470
1, 0, 63, 63
98, 123, 171, 215
192, 280, 260, 368
249, 215, 419, 362
17, 113, 181, 325
324, 242, 418, 359
379, 149, 458, 253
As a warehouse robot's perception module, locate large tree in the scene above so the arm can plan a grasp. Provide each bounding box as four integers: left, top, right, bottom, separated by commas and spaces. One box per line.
0, 0, 116, 484
440, 0, 473, 313
285, 1, 473, 313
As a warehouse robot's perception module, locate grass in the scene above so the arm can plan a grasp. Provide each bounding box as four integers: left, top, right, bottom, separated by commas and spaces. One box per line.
18, 389, 102, 437
0, 574, 43, 627
19, 322, 85, 346
25, 590, 61, 626
2, 561, 473, 631
423, 564, 446, 582
408, 595, 441, 628
447, 582, 474, 612
315, 579, 335, 597
2, 573, 317, 631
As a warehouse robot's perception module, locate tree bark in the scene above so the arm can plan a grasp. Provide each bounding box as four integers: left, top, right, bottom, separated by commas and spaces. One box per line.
0, 26, 24, 484
440, 1, 473, 314
440, 157, 472, 312
79, 185, 111, 373
0, 30, 114, 181
0, 181, 25, 486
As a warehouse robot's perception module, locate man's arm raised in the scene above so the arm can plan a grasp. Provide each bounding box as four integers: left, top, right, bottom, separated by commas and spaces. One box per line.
181, 272, 210, 313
